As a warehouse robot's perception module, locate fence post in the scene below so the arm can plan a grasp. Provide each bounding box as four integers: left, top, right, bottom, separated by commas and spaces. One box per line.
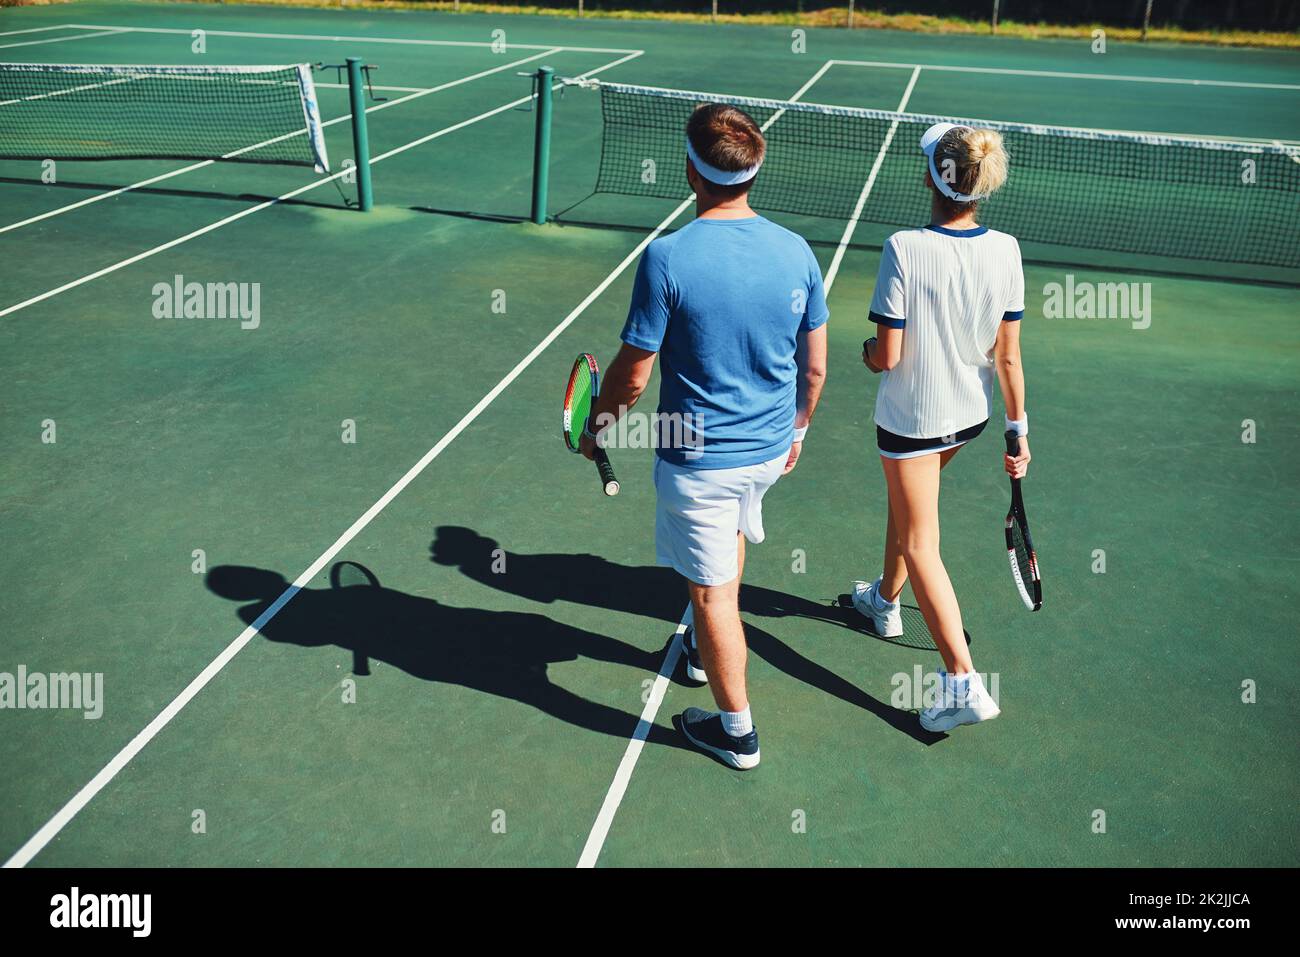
1141, 0, 1154, 40
992, 0, 1000, 33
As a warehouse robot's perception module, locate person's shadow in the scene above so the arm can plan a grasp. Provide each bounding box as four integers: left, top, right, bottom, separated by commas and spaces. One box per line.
205, 561, 690, 751
429, 526, 944, 744
428, 525, 850, 626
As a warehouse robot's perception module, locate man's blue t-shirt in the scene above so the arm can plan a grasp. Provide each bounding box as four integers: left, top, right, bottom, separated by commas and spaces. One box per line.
620, 215, 829, 469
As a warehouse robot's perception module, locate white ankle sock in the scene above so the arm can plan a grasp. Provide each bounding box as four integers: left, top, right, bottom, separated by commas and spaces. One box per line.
720, 706, 753, 737
872, 580, 896, 609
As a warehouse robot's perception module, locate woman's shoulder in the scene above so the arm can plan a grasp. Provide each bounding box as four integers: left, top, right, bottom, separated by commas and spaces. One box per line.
981, 227, 1020, 243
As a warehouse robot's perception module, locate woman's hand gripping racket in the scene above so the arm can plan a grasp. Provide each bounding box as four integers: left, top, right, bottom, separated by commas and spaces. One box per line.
1003, 430, 1041, 611
563, 354, 619, 496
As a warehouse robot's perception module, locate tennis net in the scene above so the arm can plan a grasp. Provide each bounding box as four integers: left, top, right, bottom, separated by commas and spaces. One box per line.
0, 62, 330, 172
579, 80, 1300, 269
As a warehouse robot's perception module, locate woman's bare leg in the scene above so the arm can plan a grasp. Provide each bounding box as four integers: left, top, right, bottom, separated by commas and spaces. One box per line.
880, 444, 964, 606
881, 450, 973, 674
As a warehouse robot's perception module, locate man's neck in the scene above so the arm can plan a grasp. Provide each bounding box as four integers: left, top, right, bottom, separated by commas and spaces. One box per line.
696, 197, 757, 220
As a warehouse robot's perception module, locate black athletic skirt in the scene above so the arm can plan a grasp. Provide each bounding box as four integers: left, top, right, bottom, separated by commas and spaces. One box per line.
876, 419, 987, 457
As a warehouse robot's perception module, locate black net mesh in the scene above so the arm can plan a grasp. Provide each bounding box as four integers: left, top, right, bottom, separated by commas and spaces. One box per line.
0, 62, 329, 170
591, 82, 1300, 268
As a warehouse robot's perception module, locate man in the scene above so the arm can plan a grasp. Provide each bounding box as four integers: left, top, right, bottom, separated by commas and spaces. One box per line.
581, 102, 828, 770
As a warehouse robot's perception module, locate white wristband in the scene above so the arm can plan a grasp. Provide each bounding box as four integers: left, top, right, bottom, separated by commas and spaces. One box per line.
1005, 415, 1028, 436
793, 425, 809, 443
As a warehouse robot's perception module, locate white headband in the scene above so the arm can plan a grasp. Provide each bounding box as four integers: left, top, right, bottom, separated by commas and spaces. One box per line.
685, 138, 762, 186
920, 121, 983, 203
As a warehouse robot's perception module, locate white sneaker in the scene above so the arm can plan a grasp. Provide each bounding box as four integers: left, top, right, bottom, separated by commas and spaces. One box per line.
919, 671, 1001, 732
851, 576, 903, 638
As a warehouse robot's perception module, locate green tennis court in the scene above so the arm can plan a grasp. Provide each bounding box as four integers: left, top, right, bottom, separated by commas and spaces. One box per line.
1, 1, 1296, 868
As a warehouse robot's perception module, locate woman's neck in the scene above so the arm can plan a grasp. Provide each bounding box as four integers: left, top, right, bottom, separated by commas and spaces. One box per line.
930, 196, 978, 230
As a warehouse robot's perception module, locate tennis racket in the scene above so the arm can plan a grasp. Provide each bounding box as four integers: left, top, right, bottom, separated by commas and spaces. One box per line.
1004, 430, 1041, 611
563, 353, 619, 497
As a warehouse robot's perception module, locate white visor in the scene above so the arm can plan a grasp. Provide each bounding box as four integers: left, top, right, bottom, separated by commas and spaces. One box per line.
686, 138, 762, 186
920, 121, 982, 203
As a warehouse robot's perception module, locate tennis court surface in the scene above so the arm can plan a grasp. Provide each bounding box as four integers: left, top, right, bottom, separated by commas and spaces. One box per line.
1, 1, 1297, 868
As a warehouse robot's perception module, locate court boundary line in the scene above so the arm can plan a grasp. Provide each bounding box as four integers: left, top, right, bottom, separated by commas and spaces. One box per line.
573, 59, 839, 869
0, 29, 127, 51
1, 48, 646, 867
577, 612, 689, 868
0, 46, 568, 236
829, 57, 1300, 92
823, 65, 920, 293
65, 23, 642, 55
0, 25, 86, 37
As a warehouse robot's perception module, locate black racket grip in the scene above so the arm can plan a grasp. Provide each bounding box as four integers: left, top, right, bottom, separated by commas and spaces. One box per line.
1004, 430, 1022, 455
593, 446, 619, 497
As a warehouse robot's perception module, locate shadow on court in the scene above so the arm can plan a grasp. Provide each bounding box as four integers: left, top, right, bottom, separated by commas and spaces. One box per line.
204, 561, 691, 752
430, 526, 945, 745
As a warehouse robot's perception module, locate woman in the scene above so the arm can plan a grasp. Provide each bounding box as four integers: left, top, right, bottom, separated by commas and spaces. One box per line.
855, 122, 1030, 733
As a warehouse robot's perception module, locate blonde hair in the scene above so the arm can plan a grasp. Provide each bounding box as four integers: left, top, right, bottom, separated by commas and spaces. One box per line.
932, 126, 1009, 213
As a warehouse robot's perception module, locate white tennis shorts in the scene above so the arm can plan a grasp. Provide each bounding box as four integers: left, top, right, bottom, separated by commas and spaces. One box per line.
654, 449, 790, 586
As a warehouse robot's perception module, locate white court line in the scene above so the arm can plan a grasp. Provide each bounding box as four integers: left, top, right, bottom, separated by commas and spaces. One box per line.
67, 23, 642, 55
0, 29, 126, 50
1275, 140, 1300, 165
0, 48, 566, 236
573, 60, 839, 870
0, 24, 89, 37
1, 49, 644, 868
830, 58, 1300, 92
577, 611, 690, 868
823, 66, 920, 294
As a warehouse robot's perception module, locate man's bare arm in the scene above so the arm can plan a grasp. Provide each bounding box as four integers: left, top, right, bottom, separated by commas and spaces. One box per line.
580, 343, 657, 460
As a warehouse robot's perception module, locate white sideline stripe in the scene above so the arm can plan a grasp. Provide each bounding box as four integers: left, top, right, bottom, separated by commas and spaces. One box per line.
573, 61, 836, 869
829, 58, 1300, 92
66, 23, 642, 55
0, 48, 563, 236
577, 610, 690, 869
0, 51, 644, 869
0, 24, 90, 37
823, 66, 920, 294
0, 24, 91, 37
0, 29, 126, 50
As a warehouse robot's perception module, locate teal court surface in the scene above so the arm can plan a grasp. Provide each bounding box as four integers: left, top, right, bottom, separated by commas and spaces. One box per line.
0, 2, 1297, 867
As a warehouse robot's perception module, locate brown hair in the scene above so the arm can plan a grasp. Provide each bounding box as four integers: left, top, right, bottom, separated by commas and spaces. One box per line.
686, 102, 766, 199
929, 126, 1009, 218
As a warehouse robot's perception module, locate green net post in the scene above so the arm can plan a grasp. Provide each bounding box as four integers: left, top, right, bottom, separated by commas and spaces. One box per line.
346, 57, 373, 212
530, 66, 554, 226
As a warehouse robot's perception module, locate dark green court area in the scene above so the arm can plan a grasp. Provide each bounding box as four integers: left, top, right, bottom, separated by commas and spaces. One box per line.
0, 1, 1296, 867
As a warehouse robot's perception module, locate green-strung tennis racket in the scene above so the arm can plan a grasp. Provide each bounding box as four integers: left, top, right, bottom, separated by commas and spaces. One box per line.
563, 353, 619, 496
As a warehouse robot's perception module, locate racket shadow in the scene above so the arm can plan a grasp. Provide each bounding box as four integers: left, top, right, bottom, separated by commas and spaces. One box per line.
828, 595, 972, 652
205, 561, 691, 753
